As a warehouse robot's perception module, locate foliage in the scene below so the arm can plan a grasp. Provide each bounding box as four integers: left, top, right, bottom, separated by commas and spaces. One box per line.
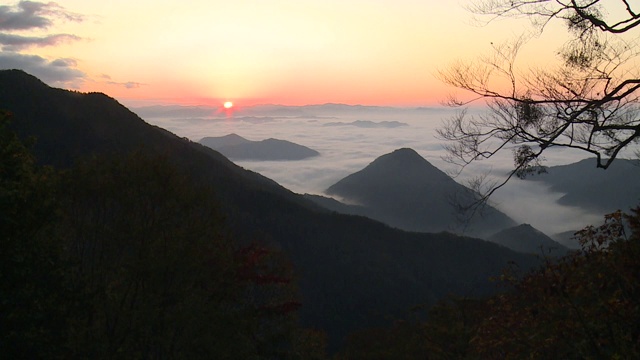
471, 208, 640, 359
0, 114, 326, 358
0, 110, 70, 359
438, 0, 640, 201
337, 207, 640, 359
1, 69, 551, 351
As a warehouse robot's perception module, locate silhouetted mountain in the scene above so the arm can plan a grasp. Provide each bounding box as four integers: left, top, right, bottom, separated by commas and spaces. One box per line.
525, 158, 640, 213
487, 224, 570, 256
0, 70, 538, 350
201, 133, 249, 147
324, 148, 516, 237
200, 134, 320, 161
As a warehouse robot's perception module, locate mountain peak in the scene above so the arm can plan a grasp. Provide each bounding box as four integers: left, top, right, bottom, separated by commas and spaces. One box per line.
324, 148, 516, 236
354, 147, 449, 182
0, 69, 49, 90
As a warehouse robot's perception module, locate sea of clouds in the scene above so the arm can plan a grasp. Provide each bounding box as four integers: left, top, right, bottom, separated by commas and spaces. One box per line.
135, 104, 606, 236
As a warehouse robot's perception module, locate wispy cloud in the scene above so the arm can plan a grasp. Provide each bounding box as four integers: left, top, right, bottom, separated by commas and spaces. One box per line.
0, 1, 85, 87
0, 32, 80, 51
0, 1, 83, 31
100, 73, 145, 89
107, 80, 144, 89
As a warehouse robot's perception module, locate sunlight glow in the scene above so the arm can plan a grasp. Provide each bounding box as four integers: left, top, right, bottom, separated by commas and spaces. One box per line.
224, 101, 233, 109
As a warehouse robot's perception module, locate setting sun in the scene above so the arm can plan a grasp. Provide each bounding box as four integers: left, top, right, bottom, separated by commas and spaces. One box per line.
223, 101, 233, 109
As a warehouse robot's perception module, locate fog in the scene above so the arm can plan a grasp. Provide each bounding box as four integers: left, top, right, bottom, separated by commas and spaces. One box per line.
136, 104, 606, 237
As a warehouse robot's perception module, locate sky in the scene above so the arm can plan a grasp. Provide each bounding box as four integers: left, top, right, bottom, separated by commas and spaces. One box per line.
0, 0, 570, 107
2, 1, 637, 237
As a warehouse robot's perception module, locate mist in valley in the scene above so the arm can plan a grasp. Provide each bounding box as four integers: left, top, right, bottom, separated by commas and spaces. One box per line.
136, 104, 611, 238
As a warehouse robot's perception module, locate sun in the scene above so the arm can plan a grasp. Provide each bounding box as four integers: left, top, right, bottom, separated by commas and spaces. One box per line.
223, 101, 233, 109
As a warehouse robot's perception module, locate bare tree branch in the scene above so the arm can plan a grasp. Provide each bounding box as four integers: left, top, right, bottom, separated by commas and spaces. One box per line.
438, 0, 640, 213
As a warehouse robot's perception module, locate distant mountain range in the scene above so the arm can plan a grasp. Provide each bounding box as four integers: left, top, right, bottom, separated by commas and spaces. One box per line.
315, 148, 516, 237
524, 158, 640, 213
487, 224, 570, 256
0, 70, 539, 350
133, 103, 446, 119
200, 133, 320, 161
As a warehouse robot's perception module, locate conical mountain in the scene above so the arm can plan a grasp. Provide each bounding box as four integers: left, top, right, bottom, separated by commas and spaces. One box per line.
326, 148, 515, 237
487, 224, 570, 256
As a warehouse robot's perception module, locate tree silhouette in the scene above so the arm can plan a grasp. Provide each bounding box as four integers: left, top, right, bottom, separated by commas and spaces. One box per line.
438, 0, 640, 202
57, 152, 311, 358
0, 111, 70, 358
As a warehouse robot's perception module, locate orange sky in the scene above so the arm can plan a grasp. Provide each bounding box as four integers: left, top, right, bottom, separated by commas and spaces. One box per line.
1, 0, 573, 107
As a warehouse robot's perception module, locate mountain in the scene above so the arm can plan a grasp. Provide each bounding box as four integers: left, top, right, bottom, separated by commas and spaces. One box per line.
200, 133, 250, 147
0, 70, 539, 350
324, 148, 516, 237
200, 134, 320, 161
552, 230, 582, 250
487, 224, 570, 256
524, 158, 640, 213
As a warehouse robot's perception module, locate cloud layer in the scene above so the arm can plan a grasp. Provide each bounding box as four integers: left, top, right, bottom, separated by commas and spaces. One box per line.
0, 1, 83, 31
0, 33, 80, 51
0, 52, 83, 83
135, 104, 611, 237
0, 1, 87, 87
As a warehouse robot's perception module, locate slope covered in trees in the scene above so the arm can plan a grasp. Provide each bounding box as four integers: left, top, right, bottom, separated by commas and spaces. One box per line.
0, 114, 319, 358
338, 209, 640, 359
0, 70, 540, 351
487, 223, 570, 256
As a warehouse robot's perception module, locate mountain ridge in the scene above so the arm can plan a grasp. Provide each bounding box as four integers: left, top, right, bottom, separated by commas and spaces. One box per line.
487, 223, 570, 256
524, 158, 640, 213
0, 69, 539, 350
200, 133, 320, 161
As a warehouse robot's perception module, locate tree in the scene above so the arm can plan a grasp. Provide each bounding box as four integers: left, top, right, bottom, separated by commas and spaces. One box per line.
438, 0, 640, 201
333, 207, 640, 358
471, 208, 640, 358
56, 151, 321, 359
0, 110, 71, 359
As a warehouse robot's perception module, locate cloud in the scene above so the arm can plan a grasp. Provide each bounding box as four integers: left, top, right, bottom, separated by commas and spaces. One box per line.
0, 51, 84, 84
107, 80, 144, 89
0, 1, 83, 31
323, 120, 408, 128
0, 32, 81, 51
0, 2, 86, 87
136, 104, 608, 237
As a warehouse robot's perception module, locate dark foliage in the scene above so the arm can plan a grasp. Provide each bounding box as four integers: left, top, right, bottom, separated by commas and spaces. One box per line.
0, 70, 540, 351
339, 208, 640, 359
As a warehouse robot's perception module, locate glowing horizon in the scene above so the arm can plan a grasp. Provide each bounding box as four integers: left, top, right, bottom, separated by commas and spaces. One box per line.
1, 0, 571, 107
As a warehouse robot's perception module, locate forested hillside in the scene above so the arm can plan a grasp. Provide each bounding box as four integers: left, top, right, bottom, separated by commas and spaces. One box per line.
1, 70, 539, 354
